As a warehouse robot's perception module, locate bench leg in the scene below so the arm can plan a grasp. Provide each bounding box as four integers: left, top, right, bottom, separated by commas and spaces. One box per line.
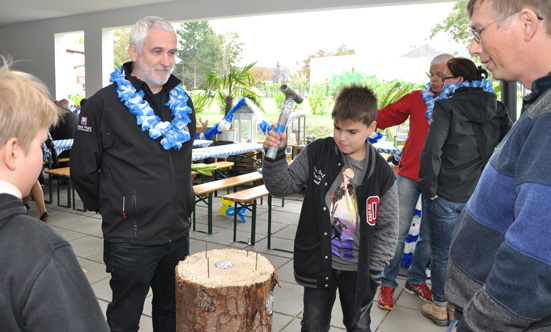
233, 201, 257, 246
67, 179, 72, 208
45, 172, 53, 204
250, 200, 256, 246
267, 195, 272, 249
232, 202, 238, 243
56, 178, 61, 207
207, 193, 213, 234
192, 204, 196, 232
193, 194, 212, 234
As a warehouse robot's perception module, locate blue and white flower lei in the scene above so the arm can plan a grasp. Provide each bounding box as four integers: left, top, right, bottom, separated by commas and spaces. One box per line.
424, 79, 494, 123
110, 68, 193, 150
421, 82, 437, 123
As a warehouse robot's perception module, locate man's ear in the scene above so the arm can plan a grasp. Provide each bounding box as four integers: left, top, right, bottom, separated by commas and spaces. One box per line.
2, 138, 19, 171
519, 8, 541, 42
128, 44, 139, 63
458, 76, 465, 83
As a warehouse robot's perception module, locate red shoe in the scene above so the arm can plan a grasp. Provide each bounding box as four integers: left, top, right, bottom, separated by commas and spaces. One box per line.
377, 286, 395, 310
404, 281, 432, 302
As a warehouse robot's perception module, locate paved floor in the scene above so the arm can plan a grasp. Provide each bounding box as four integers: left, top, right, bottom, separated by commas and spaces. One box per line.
29, 180, 447, 332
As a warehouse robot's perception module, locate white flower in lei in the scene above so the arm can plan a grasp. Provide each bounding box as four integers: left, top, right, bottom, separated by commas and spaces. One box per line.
421, 82, 437, 122
110, 68, 193, 150
423, 78, 495, 123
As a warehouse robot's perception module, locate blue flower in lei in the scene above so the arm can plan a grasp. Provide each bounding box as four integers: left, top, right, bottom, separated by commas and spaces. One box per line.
421, 82, 437, 123
110, 68, 193, 150
424, 78, 494, 123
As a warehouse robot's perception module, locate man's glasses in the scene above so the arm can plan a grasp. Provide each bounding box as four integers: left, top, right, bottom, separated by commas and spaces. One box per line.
471, 11, 543, 42
442, 76, 457, 83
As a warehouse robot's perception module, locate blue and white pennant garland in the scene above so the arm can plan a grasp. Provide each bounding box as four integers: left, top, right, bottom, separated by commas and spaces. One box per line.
195, 97, 308, 141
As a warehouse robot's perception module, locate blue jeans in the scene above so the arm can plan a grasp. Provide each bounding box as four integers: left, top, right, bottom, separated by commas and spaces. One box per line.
103, 236, 189, 332
381, 175, 431, 288
423, 196, 465, 306
446, 311, 462, 332
301, 270, 373, 332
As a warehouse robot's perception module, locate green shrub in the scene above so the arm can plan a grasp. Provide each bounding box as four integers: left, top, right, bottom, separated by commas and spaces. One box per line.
308, 84, 329, 115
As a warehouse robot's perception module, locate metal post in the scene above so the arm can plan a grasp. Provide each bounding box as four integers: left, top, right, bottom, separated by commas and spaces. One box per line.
501, 81, 518, 122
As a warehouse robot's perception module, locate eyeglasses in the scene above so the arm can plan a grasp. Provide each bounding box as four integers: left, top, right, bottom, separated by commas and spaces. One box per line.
442, 76, 457, 83
471, 11, 544, 42
471, 11, 519, 42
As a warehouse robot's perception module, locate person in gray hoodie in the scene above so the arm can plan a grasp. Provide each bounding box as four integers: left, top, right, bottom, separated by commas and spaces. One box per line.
418, 57, 512, 326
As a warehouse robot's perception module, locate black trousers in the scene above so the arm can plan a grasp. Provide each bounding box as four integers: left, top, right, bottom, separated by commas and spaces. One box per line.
301, 269, 373, 332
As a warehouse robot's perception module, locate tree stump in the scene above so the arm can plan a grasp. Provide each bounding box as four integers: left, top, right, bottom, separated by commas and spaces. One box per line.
176, 248, 281, 332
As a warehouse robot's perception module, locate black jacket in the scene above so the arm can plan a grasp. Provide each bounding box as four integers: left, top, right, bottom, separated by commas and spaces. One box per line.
419, 87, 512, 202
263, 138, 398, 325
71, 62, 196, 245
0, 194, 109, 331
50, 109, 78, 140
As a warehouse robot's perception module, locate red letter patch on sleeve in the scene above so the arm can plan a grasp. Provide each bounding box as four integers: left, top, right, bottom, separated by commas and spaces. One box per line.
366, 196, 380, 226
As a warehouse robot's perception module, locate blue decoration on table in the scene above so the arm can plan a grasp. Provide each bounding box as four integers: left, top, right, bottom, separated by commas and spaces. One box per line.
368, 131, 384, 144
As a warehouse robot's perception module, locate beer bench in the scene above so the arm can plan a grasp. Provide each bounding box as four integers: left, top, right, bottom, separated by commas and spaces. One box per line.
44, 167, 86, 211
44, 167, 72, 208
223, 185, 271, 246
193, 171, 263, 234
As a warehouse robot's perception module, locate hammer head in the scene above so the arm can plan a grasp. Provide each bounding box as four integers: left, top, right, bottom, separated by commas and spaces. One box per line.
280, 84, 303, 104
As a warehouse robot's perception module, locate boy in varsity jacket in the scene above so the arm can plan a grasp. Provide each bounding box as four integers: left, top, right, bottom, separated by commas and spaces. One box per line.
263, 85, 398, 331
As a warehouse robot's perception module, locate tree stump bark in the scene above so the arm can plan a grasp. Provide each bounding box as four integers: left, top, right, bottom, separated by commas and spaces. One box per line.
176, 248, 280, 332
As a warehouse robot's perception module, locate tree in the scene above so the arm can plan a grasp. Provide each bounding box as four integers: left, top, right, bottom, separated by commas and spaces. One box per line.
272, 62, 289, 83
336, 43, 355, 55
429, 2, 471, 48
175, 22, 218, 89
211, 31, 244, 76
204, 62, 262, 116
113, 28, 131, 70
174, 24, 244, 90
299, 45, 356, 79
249, 65, 272, 87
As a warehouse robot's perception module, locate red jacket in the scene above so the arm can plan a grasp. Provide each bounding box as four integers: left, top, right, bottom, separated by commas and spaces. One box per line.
376, 89, 433, 182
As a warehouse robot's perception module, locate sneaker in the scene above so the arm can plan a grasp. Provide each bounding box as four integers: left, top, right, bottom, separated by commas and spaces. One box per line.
377, 286, 395, 310
421, 302, 449, 327
404, 281, 432, 302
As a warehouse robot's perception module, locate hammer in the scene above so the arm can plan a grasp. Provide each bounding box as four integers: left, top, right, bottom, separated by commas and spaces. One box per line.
265, 84, 304, 160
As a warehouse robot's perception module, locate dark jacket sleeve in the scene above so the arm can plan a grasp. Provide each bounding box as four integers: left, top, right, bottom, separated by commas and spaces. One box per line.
70, 95, 104, 212
262, 144, 309, 197
419, 101, 450, 198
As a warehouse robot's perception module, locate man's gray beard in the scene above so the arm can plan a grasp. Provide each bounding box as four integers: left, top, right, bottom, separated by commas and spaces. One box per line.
135, 61, 173, 88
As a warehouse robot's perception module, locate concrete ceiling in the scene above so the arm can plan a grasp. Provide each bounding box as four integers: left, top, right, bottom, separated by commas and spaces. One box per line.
0, 0, 456, 27
0, 0, 179, 26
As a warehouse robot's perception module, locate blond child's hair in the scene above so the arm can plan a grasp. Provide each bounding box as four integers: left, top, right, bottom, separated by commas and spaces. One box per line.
0, 56, 61, 152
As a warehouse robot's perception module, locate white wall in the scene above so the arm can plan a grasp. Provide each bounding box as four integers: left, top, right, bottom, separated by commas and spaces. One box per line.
0, 0, 451, 97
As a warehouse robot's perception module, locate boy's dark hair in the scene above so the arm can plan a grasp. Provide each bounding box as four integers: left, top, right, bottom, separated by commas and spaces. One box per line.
331, 84, 378, 126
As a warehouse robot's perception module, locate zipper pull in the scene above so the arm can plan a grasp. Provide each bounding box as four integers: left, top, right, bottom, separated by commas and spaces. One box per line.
122, 196, 127, 219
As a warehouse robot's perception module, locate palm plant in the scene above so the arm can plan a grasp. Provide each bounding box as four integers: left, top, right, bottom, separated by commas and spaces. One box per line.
203, 62, 262, 116
371, 80, 422, 141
